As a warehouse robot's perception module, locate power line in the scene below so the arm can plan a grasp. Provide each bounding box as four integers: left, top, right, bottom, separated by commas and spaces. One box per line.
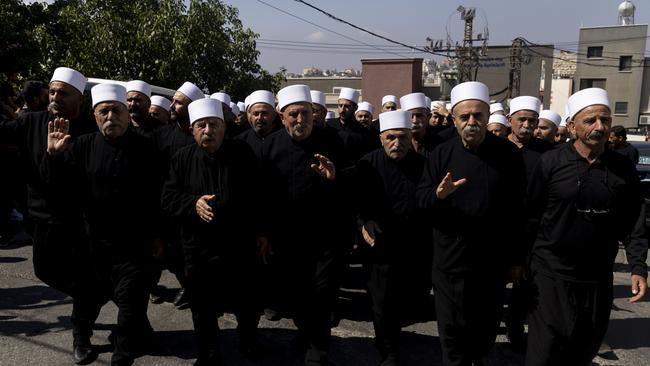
253, 0, 411, 59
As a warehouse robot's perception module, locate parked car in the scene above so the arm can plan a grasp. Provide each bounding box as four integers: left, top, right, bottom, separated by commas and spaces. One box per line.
629, 141, 650, 227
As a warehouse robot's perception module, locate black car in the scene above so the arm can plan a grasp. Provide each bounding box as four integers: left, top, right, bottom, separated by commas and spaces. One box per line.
630, 141, 650, 227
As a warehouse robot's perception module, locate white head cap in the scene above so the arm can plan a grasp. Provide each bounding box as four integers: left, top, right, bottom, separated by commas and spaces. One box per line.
560, 119, 567, 128
445, 103, 452, 111
247, 90, 275, 111
567, 88, 610, 121
382, 95, 398, 106
450, 81, 490, 112
310, 90, 326, 109
539, 110, 562, 127
326, 111, 335, 119
150, 96, 171, 112
356, 102, 374, 115
431, 100, 445, 110
509, 96, 541, 116
488, 114, 508, 127
399, 92, 427, 111
338, 87, 359, 104
490, 102, 504, 114
126, 80, 151, 98
237, 102, 246, 113
178, 81, 205, 102
424, 96, 432, 110
277, 84, 311, 111
188, 98, 224, 125
50, 67, 86, 94
211, 92, 231, 106
379, 110, 412, 132
229, 102, 240, 116
91, 83, 127, 108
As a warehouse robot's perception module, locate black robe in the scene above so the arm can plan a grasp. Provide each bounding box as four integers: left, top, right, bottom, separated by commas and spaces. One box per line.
234, 126, 278, 160
327, 118, 378, 167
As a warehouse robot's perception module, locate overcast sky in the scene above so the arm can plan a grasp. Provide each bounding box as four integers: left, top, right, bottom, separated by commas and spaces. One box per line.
224, 0, 650, 74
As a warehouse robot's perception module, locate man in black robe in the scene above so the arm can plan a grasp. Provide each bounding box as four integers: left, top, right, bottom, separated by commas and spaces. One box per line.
161, 97, 264, 365
417, 81, 527, 366
400, 92, 444, 158
149, 95, 171, 125
261, 84, 344, 366
0, 67, 101, 364
126, 80, 162, 137
45, 83, 162, 366
235, 90, 278, 159
525, 88, 646, 366
356, 110, 430, 366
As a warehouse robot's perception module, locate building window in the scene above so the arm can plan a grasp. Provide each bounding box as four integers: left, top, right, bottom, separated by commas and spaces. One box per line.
619, 56, 632, 71
614, 102, 628, 115
587, 46, 603, 58
579, 78, 606, 90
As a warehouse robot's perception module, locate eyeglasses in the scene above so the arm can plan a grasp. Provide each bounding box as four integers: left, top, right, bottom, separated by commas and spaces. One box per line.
574, 157, 611, 217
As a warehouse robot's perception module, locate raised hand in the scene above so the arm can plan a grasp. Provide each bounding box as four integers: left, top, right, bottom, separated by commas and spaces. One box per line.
47, 117, 71, 156
361, 220, 382, 247
436, 172, 467, 199
195, 194, 216, 223
311, 154, 336, 181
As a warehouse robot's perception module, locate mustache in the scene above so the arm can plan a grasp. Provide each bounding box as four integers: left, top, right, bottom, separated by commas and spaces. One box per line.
49, 101, 63, 110
519, 127, 533, 136
588, 130, 606, 140
463, 124, 481, 134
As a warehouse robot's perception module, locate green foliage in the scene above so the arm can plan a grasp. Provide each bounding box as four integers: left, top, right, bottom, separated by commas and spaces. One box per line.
2, 0, 285, 100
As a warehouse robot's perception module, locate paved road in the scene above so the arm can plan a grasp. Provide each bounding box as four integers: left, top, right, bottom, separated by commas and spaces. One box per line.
1, 242, 648, 365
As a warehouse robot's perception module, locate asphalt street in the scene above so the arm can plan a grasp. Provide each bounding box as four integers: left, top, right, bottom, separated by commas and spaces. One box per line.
1, 241, 648, 366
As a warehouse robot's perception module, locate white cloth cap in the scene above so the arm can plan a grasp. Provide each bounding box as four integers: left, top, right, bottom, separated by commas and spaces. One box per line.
150, 96, 171, 112
379, 110, 412, 132
431, 100, 445, 110
229, 102, 240, 116
560, 120, 567, 127
488, 114, 508, 127
247, 90, 275, 111
539, 110, 562, 127
211, 92, 231, 106
567, 88, 610, 120
338, 87, 359, 104
356, 102, 374, 115
126, 80, 151, 98
237, 102, 245, 113
382, 95, 398, 106
310, 90, 326, 108
450, 81, 490, 111
91, 83, 127, 108
178, 81, 204, 102
50, 67, 86, 94
509, 96, 541, 116
188, 98, 224, 125
490, 103, 504, 114
399, 92, 427, 112
445, 103, 452, 111
326, 111, 335, 119
424, 96, 432, 110
277, 84, 311, 111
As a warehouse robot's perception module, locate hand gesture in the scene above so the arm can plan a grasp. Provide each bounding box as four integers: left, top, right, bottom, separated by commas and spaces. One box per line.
436, 172, 467, 199
361, 220, 382, 247
311, 154, 336, 181
195, 195, 215, 223
629, 274, 647, 303
47, 117, 71, 156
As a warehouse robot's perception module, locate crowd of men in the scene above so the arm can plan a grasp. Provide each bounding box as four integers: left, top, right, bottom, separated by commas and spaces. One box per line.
0, 66, 648, 366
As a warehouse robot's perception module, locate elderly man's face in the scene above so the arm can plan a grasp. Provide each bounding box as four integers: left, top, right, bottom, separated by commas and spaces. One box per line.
487, 123, 508, 138
410, 107, 430, 136
127, 91, 151, 122
453, 100, 488, 148
192, 117, 225, 153
94, 101, 130, 140
247, 103, 276, 137
170, 91, 191, 124
380, 128, 412, 161
48, 81, 84, 120
508, 110, 538, 143
535, 119, 557, 143
382, 102, 397, 112
312, 104, 327, 128
569, 105, 611, 150
281, 102, 313, 141
355, 111, 372, 128
149, 105, 170, 125
338, 99, 357, 121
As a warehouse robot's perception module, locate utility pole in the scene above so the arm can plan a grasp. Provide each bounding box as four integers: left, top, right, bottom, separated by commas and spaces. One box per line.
508, 38, 523, 98
456, 6, 476, 83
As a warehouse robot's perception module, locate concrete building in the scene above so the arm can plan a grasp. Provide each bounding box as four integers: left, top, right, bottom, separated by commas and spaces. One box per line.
573, 1, 648, 128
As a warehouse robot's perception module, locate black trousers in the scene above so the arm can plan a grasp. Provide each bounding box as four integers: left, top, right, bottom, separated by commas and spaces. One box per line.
432, 268, 506, 366
367, 262, 401, 359
185, 255, 260, 364
525, 271, 613, 366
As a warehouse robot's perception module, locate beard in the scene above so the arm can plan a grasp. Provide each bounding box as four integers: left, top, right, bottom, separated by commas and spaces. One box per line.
519, 127, 533, 138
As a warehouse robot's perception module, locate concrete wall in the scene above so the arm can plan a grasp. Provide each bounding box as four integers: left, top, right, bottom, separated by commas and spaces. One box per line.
361, 59, 423, 109
546, 78, 573, 116
574, 24, 648, 128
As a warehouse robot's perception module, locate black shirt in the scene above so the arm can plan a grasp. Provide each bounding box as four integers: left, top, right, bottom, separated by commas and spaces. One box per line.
327, 118, 379, 167
612, 142, 639, 164
527, 142, 642, 282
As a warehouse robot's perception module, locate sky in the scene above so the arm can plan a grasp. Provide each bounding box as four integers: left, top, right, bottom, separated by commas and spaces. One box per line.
223, 0, 650, 74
